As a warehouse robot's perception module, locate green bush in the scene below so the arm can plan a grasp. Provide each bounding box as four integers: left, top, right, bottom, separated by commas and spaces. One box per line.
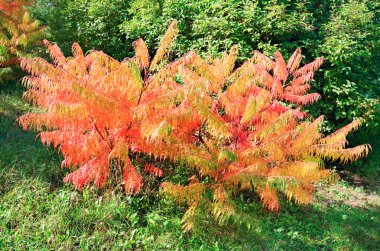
31, 0, 131, 60
120, 0, 314, 60
310, 0, 379, 127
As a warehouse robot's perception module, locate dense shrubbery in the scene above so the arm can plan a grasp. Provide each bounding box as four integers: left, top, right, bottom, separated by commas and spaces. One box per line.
31, 0, 130, 60
316, 1, 379, 125
30, 0, 379, 173
19, 22, 369, 230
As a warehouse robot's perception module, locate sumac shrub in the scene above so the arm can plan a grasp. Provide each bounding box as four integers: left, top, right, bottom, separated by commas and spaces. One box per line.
19, 22, 369, 230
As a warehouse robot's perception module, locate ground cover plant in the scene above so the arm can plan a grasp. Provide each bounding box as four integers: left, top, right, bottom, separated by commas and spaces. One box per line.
18, 21, 371, 231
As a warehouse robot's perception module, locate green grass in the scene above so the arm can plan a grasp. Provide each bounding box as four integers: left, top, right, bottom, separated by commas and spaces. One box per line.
1, 85, 379, 250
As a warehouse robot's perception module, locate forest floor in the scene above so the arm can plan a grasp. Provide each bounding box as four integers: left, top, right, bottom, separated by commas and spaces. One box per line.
1, 85, 379, 250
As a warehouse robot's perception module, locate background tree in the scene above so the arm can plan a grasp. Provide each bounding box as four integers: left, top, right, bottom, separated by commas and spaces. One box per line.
0, 0, 45, 82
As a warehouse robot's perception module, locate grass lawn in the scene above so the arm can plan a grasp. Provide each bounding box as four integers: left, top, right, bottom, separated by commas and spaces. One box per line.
1, 85, 379, 250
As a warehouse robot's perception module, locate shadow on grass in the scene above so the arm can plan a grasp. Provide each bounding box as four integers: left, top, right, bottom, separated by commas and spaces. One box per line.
0, 85, 66, 194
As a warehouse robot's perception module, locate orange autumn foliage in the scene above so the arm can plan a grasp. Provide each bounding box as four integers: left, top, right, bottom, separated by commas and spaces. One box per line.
19, 21, 370, 230
0, 0, 45, 67
145, 46, 370, 229
19, 21, 179, 193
